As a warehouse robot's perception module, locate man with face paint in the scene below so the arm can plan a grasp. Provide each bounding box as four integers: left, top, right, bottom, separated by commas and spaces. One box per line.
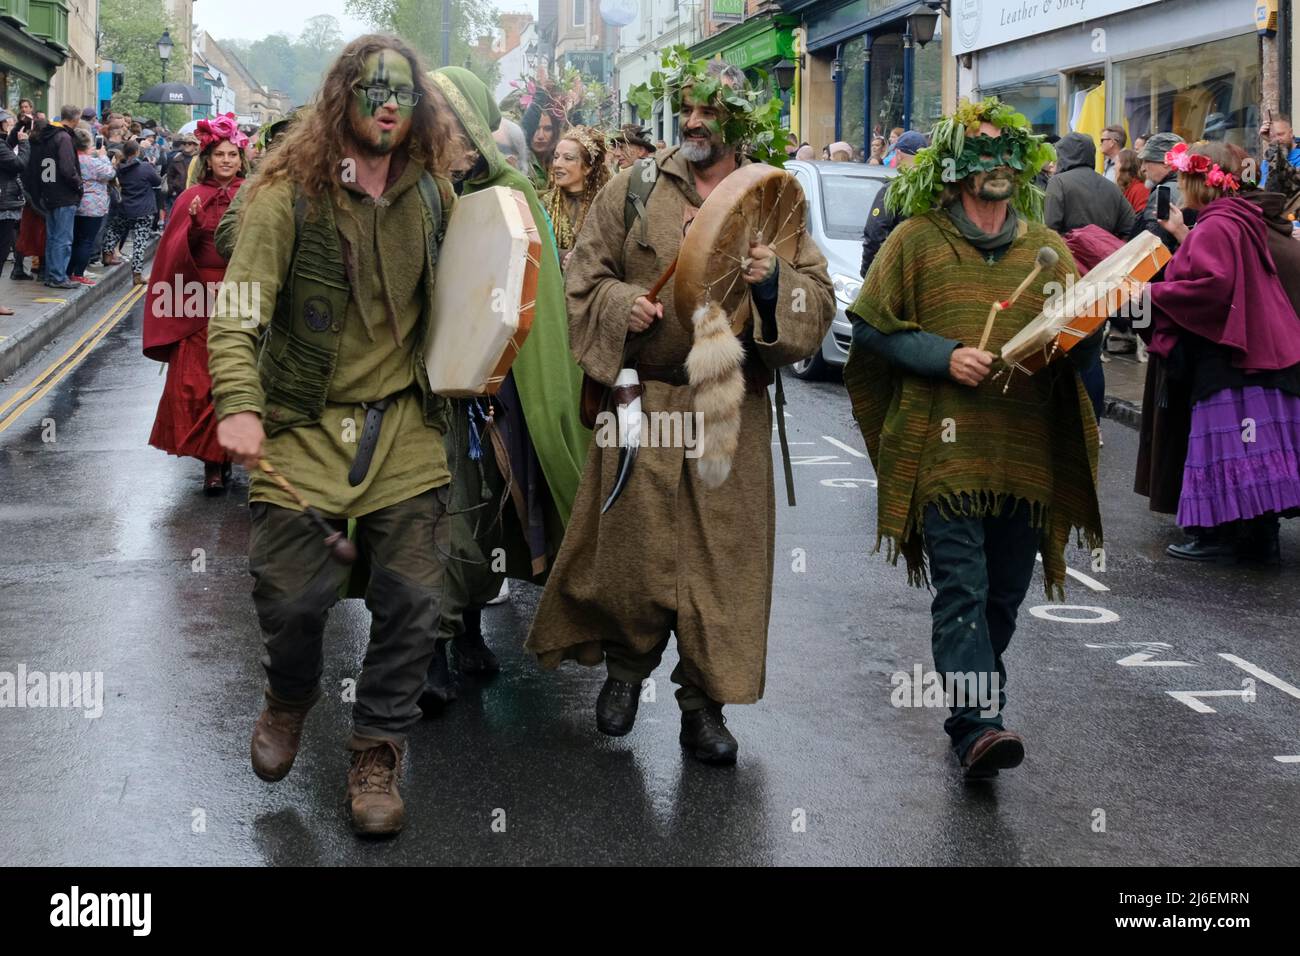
526, 60, 835, 765
207, 35, 459, 837
842, 100, 1103, 780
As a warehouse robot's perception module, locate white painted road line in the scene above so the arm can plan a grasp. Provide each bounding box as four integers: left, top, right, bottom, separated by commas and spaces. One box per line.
1034, 553, 1111, 592
1166, 689, 1250, 714
1274, 756, 1300, 763
821, 436, 867, 459
1219, 654, 1300, 701
1115, 652, 1194, 667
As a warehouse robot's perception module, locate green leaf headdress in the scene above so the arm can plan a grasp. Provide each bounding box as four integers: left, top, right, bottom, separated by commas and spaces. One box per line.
885, 98, 1056, 221
627, 46, 791, 167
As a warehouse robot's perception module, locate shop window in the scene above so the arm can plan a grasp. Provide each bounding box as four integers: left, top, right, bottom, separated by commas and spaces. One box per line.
840, 35, 868, 152
1114, 33, 1260, 151
869, 33, 903, 141
982, 80, 1060, 136
910, 33, 942, 136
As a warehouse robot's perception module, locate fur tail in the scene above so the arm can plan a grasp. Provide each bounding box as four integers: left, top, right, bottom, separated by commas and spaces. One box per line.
685, 303, 745, 487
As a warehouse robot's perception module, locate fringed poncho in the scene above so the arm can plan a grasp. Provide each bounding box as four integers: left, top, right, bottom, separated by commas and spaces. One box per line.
844, 207, 1103, 597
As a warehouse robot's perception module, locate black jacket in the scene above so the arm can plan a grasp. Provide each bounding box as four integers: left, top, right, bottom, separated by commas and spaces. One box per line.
27, 123, 83, 210
114, 157, 162, 218
861, 181, 905, 278
164, 150, 189, 197
1044, 133, 1136, 239
0, 138, 29, 212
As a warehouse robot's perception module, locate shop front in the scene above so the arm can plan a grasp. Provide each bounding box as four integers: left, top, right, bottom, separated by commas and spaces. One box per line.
689, 14, 799, 134
955, 0, 1264, 164
1, 2, 69, 115
794, 0, 946, 157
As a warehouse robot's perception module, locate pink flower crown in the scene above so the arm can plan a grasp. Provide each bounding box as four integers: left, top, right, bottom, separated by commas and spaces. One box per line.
196, 112, 250, 153
1165, 142, 1240, 192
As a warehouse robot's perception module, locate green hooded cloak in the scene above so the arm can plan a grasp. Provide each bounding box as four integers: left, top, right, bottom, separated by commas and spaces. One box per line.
430, 66, 589, 526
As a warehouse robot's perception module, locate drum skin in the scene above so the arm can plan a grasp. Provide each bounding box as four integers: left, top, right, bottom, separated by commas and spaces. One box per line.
674, 164, 806, 334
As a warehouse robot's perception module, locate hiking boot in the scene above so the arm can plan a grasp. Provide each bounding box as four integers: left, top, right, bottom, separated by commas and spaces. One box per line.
250, 689, 316, 782
346, 737, 405, 837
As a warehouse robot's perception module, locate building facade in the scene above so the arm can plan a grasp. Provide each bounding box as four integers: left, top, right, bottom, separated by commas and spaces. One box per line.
196, 30, 286, 128
1, 0, 76, 114
955, 0, 1267, 162
49, 0, 96, 113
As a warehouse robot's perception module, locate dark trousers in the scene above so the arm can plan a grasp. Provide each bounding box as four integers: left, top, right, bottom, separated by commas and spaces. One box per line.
248, 486, 451, 743
1079, 351, 1105, 422
437, 407, 512, 642
0, 218, 17, 276
603, 637, 711, 712
922, 497, 1039, 757
69, 215, 104, 278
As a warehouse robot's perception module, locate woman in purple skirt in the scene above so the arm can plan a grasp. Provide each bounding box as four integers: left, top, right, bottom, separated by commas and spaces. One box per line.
1148, 141, 1300, 563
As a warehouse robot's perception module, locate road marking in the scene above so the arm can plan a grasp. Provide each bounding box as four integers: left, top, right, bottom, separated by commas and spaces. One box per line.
1034, 553, 1109, 592
0, 285, 144, 435
1166, 689, 1250, 714
1219, 654, 1300, 701
0, 284, 143, 421
1274, 756, 1300, 764
789, 455, 849, 466
820, 477, 877, 488
1115, 652, 1194, 667
1029, 604, 1119, 624
821, 435, 866, 458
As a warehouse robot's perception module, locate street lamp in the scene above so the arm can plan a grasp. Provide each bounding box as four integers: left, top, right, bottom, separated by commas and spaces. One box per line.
157, 30, 173, 83
904, 2, 941, 48
772, 58, 797, 93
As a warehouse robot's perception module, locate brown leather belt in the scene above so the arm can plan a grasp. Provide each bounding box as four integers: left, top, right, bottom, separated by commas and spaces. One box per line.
637, 362, 689, 387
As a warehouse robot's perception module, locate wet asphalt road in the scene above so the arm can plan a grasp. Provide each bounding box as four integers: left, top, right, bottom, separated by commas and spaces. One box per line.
1, 283, 1298, 867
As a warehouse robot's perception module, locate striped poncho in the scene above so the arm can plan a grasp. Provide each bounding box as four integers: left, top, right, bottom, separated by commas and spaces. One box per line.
843, 207, 1103, 597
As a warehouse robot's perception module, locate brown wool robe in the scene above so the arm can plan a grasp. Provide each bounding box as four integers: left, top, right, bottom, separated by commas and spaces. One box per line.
525, 147, 835, 704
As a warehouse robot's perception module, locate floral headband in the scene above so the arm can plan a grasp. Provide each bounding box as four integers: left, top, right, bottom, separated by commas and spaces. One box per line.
196, 112, 250, 153
1165, 143, 1240, 192
563, 125, 604, 164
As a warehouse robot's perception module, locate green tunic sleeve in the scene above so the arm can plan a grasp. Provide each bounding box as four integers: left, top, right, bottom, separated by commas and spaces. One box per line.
208, 178, 296, 420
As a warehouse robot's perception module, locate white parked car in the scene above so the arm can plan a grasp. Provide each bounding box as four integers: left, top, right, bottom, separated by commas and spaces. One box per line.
784, 159, 897, 379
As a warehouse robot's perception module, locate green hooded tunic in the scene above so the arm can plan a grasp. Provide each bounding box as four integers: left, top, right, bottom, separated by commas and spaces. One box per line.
430, 66, 588, 528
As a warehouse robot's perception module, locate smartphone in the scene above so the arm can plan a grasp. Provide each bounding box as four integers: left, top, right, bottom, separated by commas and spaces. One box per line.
1156, 184, 1170, 221
95, 135, 104, 150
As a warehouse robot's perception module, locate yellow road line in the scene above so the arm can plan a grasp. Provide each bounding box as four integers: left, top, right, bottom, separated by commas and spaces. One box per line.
0, 284, 144, 421
0, 285, 145, 435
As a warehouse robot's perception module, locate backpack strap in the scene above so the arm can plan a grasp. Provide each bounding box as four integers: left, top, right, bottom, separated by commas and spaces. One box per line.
623, 156, 658, 248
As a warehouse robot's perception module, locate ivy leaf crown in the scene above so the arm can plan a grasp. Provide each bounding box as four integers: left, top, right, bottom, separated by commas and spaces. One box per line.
885, 97, 1057, 221
627, 45, 791, 167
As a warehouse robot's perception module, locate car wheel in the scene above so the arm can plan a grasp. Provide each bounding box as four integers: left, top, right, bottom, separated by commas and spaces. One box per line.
788, 351, 828, 381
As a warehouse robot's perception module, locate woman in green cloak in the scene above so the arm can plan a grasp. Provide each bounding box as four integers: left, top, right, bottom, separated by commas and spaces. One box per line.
420, 66, 590, 705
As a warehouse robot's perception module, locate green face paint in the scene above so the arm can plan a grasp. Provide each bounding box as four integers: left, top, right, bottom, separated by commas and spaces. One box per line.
353, 51, 416, 153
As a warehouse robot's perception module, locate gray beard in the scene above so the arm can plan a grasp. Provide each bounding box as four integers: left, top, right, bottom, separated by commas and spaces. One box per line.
681, 137, 722, 166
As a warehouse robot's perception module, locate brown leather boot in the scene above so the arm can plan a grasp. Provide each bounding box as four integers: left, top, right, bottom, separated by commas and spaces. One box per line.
250, 690, 315, 782
346, 736, 405, 837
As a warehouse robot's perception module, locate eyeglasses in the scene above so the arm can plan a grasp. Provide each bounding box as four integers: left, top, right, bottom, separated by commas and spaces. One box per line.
355, 84, 421, 108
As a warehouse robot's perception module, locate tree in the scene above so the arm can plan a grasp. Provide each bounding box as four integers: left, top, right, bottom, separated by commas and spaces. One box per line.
222, 16, 345, 107
346, 0, 502, 90
100, 0, 177, 126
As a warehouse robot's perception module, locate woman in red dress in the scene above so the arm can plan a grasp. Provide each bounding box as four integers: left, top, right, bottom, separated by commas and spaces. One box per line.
143, 114, 249, 495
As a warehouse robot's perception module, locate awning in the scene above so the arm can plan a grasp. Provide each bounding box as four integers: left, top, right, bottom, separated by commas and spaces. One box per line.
689, 15, 797, 72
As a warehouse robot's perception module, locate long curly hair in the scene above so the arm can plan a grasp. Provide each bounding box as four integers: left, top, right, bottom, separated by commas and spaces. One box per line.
246, 34, 453, 206
542, 126, 610, 251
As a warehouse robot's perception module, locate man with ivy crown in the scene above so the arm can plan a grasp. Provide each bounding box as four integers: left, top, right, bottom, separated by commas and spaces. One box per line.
843, 99, 1103, 779
526, 51, 834, 765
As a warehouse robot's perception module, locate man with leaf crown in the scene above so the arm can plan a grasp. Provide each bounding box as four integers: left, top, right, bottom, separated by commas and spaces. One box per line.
526, 51, 834, 765
843, 99, 1104, 779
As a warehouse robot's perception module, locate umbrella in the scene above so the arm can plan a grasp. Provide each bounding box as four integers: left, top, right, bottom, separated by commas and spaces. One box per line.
176, 120, 199, 136
137, 82, 211, 106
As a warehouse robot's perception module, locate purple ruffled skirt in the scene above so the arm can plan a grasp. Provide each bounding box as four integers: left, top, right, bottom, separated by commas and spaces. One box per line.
1177, 386, 1300, 529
